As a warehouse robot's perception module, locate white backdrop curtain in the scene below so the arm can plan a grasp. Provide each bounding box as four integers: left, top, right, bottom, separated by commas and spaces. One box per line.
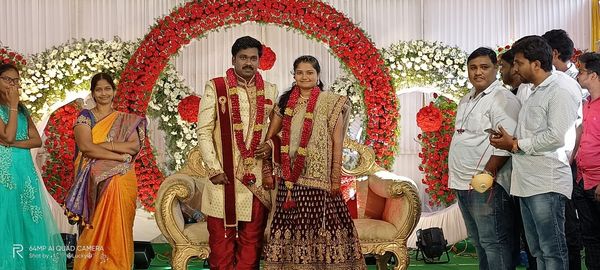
0, 0, 592, 219
0, 0, 591, 92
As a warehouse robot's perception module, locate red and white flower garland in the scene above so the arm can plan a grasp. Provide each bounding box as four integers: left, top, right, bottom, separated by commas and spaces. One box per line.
225, 68, 266, 185
280, 86, 320, 209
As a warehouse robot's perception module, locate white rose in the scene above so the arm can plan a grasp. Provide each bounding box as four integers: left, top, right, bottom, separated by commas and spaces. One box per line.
176, 141, 185, 149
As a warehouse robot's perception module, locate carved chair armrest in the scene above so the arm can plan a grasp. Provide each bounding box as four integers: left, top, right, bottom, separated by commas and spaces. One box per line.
367, 171, 421, 241
155, 173, 198, 247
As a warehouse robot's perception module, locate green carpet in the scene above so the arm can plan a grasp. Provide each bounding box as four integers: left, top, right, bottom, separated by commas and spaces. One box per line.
66, 240, 588, 269
141, 241, 531, 270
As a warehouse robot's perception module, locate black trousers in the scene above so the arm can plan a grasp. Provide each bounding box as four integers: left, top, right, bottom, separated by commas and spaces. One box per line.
573, 178, 600, 270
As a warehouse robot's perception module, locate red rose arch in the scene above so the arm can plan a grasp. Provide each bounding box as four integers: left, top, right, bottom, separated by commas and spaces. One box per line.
116, 0, 398, 211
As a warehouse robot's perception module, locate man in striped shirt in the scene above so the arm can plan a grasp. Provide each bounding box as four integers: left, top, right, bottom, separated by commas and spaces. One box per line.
491, 35, 581, 270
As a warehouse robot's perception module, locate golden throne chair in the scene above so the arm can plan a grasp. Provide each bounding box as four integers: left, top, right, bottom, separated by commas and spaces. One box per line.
155, 139, 421, 270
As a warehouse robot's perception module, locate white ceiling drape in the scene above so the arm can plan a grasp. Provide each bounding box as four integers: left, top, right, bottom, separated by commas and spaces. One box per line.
0, 0, 591, 94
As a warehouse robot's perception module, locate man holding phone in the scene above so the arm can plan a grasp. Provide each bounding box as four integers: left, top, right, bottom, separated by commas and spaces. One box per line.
448, 47, 521, 270
490, 36, 581, 269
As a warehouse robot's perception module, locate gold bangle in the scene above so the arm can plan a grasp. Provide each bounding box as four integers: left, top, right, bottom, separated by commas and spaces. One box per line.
9, 108, 18, 112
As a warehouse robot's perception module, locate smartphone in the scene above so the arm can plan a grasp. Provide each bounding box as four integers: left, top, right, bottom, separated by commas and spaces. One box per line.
484, 128, 500, 136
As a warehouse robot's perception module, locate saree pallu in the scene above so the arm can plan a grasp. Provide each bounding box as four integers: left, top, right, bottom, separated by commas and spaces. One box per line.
64, 111, 146, 270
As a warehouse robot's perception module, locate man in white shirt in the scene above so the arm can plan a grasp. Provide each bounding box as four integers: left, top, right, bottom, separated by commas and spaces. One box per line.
491, 35, 581, 270
543, 29, 583, 270
498, 48, 538, 269
448, 47, 521, 270
542, 29, 579, 79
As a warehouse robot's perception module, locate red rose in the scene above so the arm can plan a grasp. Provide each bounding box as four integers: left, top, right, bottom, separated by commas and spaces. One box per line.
177, 95, 201, 123
416, 104, 443, 132
259, 45, 276, 71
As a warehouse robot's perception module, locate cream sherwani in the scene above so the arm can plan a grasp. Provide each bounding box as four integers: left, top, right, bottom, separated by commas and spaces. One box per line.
197, 76, 278, 222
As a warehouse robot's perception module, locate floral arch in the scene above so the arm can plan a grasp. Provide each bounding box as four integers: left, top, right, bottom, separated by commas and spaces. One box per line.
116, 0, 398, 210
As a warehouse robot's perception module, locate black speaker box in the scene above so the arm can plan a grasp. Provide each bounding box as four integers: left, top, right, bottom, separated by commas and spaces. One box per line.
133, 241, 155, 269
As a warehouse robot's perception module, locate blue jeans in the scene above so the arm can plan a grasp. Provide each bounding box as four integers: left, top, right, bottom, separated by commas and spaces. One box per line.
456, 186, 517, 270
520, 192, 568, 270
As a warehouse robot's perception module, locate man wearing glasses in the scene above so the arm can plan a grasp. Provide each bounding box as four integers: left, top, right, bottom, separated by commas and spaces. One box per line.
572, 52, 600, 269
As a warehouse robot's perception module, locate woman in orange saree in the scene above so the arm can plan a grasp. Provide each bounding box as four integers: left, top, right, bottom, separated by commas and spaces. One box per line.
63, 73, 146, 270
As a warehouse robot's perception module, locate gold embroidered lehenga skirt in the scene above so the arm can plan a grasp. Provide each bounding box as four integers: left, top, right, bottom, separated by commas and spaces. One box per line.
263, 182, 366, 270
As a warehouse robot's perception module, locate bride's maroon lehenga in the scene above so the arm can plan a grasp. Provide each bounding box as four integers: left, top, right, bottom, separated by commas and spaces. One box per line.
263, 91, 366, 270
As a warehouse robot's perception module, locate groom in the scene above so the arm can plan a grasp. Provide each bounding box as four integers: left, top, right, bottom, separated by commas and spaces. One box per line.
196, 36, 278, 269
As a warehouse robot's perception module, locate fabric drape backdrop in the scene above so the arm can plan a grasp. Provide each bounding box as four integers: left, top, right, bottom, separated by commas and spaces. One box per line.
0, 0, 593, 214
593, 0, 599, 51
0, 0, 591, 92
